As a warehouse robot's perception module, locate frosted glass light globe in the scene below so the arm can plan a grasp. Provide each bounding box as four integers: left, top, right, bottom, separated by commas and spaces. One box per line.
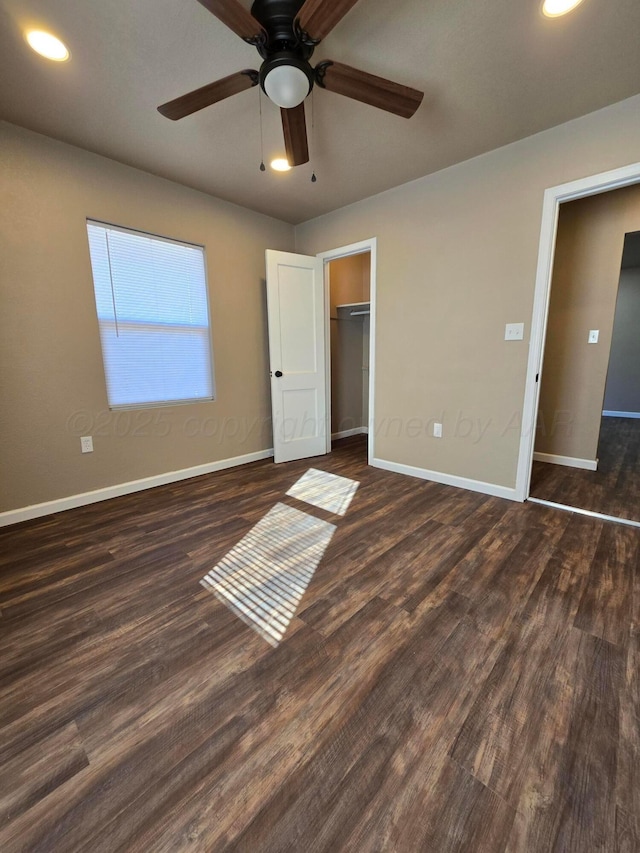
264, 65, 310, 109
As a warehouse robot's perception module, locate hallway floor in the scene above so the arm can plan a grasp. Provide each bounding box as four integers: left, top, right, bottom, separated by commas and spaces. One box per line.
531, 416, 640, 522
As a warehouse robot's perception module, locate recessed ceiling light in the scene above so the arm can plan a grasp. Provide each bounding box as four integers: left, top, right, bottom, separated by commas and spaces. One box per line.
26, 30, 70, 61
542, 0, 585, 17
270, 158, 292, 172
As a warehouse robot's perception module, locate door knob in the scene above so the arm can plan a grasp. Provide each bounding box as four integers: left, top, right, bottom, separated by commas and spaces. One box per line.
274, 370, 283, 378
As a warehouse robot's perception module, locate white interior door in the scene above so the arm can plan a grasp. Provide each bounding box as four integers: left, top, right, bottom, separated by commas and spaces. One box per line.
266, 250, 328, 463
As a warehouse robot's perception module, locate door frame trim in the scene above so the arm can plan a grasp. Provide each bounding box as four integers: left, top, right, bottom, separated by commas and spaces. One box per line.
316, 238, 377, 465
517, 160, 640, 502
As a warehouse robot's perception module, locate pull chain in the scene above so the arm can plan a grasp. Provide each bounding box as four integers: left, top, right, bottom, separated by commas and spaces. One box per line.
259, 87, 266, 172
310, 90, 317, 183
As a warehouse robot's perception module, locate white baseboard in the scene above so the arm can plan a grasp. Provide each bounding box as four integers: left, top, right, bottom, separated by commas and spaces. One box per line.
602, 410, 640, 419
332, 427, 368, 439
528, 497, 640, 529
371, 457, 519, 502
0, 448, 274, 528
533, 451, 598, 471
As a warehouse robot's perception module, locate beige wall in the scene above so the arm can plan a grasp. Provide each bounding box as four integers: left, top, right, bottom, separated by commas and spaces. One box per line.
4, 93, 640, 512
295, 95, 640, 490
536, 185, 640, 461
0, 121, 294, 513
603, 267, 640, 414
328, 254, 370, 434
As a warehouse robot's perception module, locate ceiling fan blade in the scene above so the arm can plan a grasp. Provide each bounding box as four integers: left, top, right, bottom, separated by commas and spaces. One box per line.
317, 61, 424, 118
195, 0, 263, 40
297, 0, 361, 42
281, 104, 309, 166
158, 70, 258, 120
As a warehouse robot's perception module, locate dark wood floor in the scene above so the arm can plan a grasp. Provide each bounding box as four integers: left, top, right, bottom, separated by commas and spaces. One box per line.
531, 416, 640, 522
1, 436, 639, 852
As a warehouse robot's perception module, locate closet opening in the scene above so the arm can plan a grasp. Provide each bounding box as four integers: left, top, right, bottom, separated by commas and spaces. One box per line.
326, 251, 371, 460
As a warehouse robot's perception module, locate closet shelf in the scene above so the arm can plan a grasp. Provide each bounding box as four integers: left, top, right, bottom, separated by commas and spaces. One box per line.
336, 301, 370, 316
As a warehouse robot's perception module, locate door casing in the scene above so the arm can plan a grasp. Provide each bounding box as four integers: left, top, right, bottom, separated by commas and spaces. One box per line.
316, 238, 378, 466
518, 161, 640, 502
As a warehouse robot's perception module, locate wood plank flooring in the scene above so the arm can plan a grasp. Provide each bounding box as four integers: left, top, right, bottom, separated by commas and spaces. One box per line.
531, 416, 640, 522
1, 436, 639, 852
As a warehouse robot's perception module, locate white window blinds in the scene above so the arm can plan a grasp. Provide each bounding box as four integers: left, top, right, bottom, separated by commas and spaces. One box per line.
86, 221, 215, 409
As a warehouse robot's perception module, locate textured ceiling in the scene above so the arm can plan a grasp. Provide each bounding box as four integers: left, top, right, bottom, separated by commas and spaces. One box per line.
1, 0, 640, 224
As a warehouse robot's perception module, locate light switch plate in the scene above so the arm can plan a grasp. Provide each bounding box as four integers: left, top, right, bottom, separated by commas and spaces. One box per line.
588, 330, 599, 344
81, 436, 93, 453
505, 323, 524, 341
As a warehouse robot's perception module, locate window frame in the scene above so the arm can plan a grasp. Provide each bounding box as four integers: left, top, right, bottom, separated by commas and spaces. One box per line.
86, 218, 216, 411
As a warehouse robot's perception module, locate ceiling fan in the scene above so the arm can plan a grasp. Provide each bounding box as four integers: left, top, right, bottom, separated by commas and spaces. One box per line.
158, 0, 424, 167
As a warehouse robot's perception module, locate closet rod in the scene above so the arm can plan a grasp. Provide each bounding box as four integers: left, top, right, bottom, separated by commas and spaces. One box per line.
350, 310, 370, 316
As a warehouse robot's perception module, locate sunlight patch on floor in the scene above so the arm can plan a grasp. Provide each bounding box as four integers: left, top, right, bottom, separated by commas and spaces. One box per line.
286, 468, 359, 516
200, 502, 336, 646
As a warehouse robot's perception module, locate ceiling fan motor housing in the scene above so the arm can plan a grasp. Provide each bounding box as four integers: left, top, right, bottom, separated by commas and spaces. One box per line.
251, 0, 310, 50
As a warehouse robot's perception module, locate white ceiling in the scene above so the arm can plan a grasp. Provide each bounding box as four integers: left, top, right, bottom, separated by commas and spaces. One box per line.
1, 0, 640, 224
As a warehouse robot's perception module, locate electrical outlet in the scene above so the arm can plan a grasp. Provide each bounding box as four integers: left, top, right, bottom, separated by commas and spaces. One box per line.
433, 422, 443, 438
505, 323, 525, 341
588, 330, 599, 344
80, 436, 93, 454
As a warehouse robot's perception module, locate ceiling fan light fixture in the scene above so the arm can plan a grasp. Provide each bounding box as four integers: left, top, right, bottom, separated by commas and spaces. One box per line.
542, 0, 585, 17
263, 64, 311, 109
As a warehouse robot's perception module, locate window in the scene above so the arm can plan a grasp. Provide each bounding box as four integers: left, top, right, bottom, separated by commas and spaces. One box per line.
86, 221, 214, 409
